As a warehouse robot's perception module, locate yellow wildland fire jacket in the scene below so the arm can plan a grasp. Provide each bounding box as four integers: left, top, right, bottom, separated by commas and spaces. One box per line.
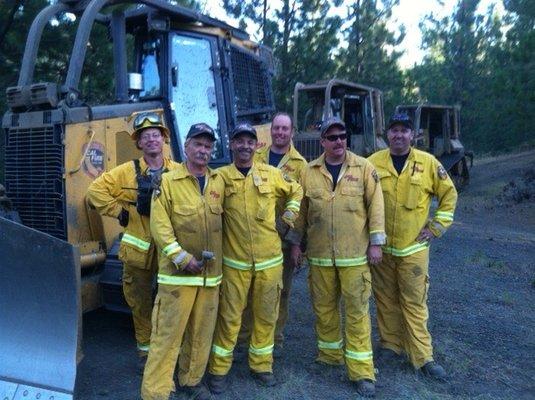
255, 144, 307, 245
368, 148, 458, 257
87, 157, 178, 269
296, 151, 386, 267
218, 162, 303, 271
150, 163, 225, 286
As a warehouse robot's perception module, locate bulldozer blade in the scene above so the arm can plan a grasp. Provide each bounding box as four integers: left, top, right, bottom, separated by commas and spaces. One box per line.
0, 217, 80, 400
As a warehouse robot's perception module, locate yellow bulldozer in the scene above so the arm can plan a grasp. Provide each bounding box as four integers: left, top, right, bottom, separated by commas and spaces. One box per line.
0, 1, 276, 398
291, 79, 388, 160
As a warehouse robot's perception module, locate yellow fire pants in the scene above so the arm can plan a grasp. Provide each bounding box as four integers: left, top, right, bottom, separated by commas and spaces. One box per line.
309, 264, 375, 381
122, 257, 157, 354
371, 248, 433, 368
238, 247, 293, 346
140, 284, 219, 400
209, 265, 282, 375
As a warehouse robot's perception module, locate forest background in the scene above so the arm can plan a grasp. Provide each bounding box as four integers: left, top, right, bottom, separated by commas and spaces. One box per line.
0, 0, 533, 179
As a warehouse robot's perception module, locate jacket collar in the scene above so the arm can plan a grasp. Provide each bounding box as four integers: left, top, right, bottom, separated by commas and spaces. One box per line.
256, 143, 305, 165
310, 150, 363, 169
225, 161, 267, 180
138, 156, 174, 174
171, 162, 217, 180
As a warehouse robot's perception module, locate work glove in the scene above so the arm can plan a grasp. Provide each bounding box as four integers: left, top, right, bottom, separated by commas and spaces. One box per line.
118, 208, 129, 227
181, 257, 204, 274
280, 210, 296, 228
275, 215, 290, 237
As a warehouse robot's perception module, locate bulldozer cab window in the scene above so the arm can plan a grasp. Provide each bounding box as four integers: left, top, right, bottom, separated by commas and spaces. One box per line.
300, 95, 324, 132
343, 94, 373, 155
170, 33, 224, 161
344, 96, 365, 136
140, 39, 161, 97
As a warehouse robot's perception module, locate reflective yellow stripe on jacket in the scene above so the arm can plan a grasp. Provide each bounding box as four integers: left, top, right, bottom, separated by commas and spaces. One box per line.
308, 256, 368, 267
157, 274, 223, 287
122, 233, 151, 252
223, 254, 284, 271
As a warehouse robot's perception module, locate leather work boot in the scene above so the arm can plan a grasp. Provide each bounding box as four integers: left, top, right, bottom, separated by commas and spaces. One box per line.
354, 379, 375, 398
182, 384, 212, 400
250, 371, 277, 387
206, 373, 228, 394
420, 361, 447, 381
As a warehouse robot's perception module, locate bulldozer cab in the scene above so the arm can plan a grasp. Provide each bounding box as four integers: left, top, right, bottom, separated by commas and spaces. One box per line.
292, 79, 387, 161
395, 104, 472, 188
1, 1, 275, 398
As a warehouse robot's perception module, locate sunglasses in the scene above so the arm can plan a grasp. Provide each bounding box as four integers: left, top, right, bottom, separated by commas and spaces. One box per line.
323, 133, 347, 142
133, 113, 163, 130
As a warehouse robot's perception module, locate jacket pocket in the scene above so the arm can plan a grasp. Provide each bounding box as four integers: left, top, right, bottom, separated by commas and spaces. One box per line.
172, 204, 198, 233
405, 178, 422, 210
422, 274, 430, 304
307, 188, 325, 199
341, 186, 364, 212
256, 186, 273, 221
209, 203, 223, 232
119, 238, 150, 269
361, 270, 372, 304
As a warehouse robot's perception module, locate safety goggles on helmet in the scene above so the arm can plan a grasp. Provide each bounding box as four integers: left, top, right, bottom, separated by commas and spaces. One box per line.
133, 112, 163, 130
132, 112, 170, 142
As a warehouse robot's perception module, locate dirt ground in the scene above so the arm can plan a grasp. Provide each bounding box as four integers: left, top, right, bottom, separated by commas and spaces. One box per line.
75, 150, 535, 400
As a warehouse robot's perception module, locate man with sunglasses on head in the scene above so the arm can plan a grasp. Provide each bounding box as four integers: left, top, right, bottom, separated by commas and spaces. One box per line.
87, 112, 179, 372
291, 117, 385, 398
368, 113, 457, 381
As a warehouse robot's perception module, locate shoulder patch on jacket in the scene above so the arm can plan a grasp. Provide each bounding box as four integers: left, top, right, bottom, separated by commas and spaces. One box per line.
371, 169, 379, 183
282, 172, 293, 182
437, 165, 448, 180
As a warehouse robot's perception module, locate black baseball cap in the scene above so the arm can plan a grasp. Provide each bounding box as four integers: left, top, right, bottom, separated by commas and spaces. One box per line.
387, 113, 413, 130
230, 122, 257, 139
320, 117, 346, 137
186, 122, 216, 141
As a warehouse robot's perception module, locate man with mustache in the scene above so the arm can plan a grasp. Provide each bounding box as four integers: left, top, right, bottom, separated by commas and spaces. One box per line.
238, 112, 307, 356
292, 117, 385, 397
207, 123, 303, 392
368, 113, 457, 381
87, 112, 179, 371
141, 123, 224, 400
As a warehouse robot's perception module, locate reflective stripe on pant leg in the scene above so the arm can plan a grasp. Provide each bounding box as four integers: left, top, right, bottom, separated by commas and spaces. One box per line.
397, 248, 433, 368
122, 260, 156, 348
275, 247, 293, 344
141, 285, 196, 400
308, 265, 344, 365
371, 253, 405, 354
249, 265, 283, 373
339, 266, 375, 381
208, 266, 252, 375
178, 286, 220, 387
